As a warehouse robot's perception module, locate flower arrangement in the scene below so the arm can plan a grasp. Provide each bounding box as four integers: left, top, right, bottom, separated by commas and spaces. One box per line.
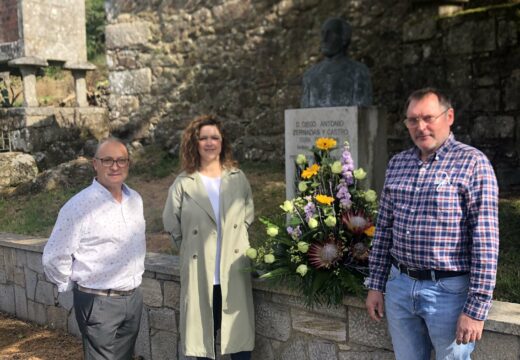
247, 138, 377, 306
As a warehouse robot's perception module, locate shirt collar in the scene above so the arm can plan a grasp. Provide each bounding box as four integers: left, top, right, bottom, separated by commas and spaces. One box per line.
92, 178, 130, 201
413, 132, 455, 164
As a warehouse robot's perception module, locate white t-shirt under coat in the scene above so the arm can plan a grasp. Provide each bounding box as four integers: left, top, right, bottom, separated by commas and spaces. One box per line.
199, 173, 222, 285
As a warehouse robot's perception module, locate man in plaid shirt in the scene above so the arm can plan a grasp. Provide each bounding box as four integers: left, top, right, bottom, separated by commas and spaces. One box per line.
365, 88, 499, 359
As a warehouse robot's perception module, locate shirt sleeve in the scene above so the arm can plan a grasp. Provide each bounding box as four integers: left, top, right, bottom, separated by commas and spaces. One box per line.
366, 159, 395, 291
463, 155, 499, 320
42, 201, 84, 292
162, 180, 183, 251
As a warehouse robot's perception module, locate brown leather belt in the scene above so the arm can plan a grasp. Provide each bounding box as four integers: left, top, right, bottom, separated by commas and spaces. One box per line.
391, 258, 468, 281
77, 284, 136, 297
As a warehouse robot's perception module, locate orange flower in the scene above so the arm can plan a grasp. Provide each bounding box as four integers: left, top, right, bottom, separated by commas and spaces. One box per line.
364, 226, 376, 237
315, 137, 337, 151
301, 164, 320, 179
315, 194, 334, 206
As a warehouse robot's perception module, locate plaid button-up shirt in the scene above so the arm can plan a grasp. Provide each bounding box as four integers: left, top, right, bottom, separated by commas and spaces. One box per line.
367, 133, 499, 320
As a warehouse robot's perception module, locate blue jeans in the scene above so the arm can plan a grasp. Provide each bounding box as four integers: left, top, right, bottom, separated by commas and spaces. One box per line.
385, 265, 475, 360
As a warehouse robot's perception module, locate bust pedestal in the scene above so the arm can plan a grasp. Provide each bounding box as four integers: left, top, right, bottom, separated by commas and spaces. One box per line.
284, 106, 387, 198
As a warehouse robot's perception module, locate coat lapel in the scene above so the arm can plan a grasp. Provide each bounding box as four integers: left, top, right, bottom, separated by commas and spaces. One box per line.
182, 172, 217, 224
219, 168, 239, 224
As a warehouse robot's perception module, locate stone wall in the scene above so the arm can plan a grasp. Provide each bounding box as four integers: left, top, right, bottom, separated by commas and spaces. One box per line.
0, 0, 19, 43
1, 233, 519, 360
105, 0, 520, 190
0, 107, 108, 170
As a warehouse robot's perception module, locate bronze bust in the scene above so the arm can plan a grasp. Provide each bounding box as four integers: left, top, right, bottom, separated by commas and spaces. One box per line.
301, 18, 373, 108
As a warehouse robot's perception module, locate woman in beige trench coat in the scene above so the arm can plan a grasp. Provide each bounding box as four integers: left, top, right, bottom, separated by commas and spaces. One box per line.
162, 115, 255, 360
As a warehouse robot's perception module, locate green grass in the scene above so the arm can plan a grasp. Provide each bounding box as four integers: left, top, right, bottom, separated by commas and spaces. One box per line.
0, 186, 84, 236
240, 160, 286, 248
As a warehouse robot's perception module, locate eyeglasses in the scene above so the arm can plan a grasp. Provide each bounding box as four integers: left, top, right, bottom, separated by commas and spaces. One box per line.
403, 108, 451, 129
95, 157, 130, 168
198, 135, 222, 142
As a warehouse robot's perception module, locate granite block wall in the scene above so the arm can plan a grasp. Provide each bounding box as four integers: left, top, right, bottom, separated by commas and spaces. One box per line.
0, 233, 519, 359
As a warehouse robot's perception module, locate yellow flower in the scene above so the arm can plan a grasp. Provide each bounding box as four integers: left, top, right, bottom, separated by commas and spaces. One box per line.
301, 164, 320, 179
315, 194, 334, 206
364, 226, 376, 237
315, 137, 337, 151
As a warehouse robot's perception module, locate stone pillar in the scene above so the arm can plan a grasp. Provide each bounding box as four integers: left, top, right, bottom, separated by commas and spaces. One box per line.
64, 62, 96, 107
7, 57, 48, 108
18, 66, 38, 107
71, 70, 88, 107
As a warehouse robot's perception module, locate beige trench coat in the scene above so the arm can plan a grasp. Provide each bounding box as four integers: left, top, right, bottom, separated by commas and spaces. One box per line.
162, 168, 255, 358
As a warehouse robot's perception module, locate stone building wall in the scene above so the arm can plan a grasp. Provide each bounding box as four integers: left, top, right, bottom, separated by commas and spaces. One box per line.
0, 0, 19, 43
105, 1, 520, 189
1, 233, 519, 360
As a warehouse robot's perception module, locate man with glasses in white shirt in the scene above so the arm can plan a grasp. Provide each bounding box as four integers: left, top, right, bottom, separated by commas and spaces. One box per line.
43, 137, 146, 360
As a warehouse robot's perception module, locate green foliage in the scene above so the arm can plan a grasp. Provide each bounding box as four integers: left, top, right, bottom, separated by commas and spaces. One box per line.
86, 0, 106, 60
130, 144, 179, 179
43, 66, 65, 80
494, 199, 520, 303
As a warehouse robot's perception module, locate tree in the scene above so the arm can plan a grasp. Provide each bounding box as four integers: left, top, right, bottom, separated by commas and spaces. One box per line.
86, 0, 105, 60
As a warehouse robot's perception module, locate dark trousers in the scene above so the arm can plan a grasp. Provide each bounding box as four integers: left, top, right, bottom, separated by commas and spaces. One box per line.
197, 285, 252, 360
73, 287, 143, 360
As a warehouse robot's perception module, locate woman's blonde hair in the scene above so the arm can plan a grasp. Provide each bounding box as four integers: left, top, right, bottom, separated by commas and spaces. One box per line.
180, 114, 237, 174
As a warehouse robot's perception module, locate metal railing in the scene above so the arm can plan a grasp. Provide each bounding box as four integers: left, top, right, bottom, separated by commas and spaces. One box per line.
0, 130, 12, 152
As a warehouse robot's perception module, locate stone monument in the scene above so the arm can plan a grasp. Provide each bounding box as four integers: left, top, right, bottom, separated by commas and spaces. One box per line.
286, 18, 384, 199
301, 17, 373, 108
285, 107, 386, 199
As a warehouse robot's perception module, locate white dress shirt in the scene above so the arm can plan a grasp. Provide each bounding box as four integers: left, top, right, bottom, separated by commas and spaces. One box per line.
42, 179, 146, 292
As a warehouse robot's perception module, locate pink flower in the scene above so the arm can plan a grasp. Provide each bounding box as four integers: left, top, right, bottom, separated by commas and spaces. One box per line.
341, 210, 372, 235
308, 236, 343, 269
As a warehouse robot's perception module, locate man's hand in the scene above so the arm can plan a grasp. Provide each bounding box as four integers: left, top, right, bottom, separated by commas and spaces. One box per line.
455, 313, 484, 344
366, 290, 385, 321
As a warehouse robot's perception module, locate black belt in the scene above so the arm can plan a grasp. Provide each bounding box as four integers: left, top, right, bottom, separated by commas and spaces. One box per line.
391, 258, 468, 281
76, 284, 136, 297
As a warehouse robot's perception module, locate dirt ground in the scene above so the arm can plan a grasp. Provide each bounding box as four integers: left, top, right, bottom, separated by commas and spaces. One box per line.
130, 174, 177, 254
0, 312, 81, 359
